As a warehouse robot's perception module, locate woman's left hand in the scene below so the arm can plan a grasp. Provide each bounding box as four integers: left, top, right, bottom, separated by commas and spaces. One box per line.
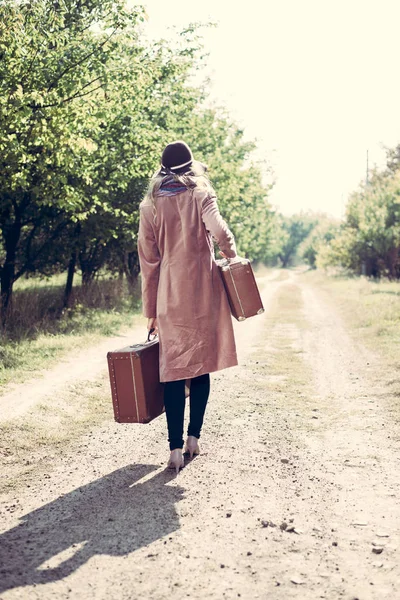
147, 317, 158, 333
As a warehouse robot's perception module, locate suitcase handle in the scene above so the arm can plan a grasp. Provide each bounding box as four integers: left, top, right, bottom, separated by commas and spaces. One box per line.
217, 256, 248, 267
129, 329, 158, 348
147, 328, 158, 343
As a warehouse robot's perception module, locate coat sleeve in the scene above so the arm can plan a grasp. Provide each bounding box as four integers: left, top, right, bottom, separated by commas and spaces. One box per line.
201, 194, 237, 259
137, 207, 161, 318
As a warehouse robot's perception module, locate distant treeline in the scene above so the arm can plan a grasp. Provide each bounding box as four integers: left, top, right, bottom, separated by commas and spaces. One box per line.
294, 148, 400, 279
0, 0, 279, 327
273, 146, 400, 279
317, 148, 400, 278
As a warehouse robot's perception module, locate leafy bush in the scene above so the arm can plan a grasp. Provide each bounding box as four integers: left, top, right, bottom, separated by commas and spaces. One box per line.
318, 169, 400, 278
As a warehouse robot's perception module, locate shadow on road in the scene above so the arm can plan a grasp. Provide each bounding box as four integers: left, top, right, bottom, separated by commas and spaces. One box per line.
0, 464, 184, 594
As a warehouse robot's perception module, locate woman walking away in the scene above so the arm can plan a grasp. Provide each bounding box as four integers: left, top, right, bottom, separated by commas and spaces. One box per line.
138, 140, 238, 473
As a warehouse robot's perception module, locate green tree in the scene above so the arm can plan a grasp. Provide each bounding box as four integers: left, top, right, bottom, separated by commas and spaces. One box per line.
176, 106, 276, 261
318, 169, 400, 277
0, 0, 148, 323
0, 0, 277, 329
299, 216, 340, 268
0, 0, 211, 323
276, 213, 317, 268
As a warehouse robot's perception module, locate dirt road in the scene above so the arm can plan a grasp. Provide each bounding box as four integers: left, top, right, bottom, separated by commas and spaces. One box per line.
0, 320, 146, 421
1, 271, 399, 599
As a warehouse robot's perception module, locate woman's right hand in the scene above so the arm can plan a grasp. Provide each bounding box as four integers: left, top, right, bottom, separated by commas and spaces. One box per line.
147, 317, 158, 333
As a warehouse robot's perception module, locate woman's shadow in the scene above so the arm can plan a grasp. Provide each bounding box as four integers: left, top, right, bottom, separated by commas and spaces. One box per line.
0, 464, 184, 594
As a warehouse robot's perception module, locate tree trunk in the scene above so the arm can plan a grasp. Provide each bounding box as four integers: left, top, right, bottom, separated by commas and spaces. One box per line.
78, 239, 104, 288
281, 257, 289, 269
124, 251, 140, 292
0, 221, 21, 327
81, 268, 96, 288
64, 250, 77, 308
1, 263, 15, 328
386, 246, 399, 280
365, 257, 379, 278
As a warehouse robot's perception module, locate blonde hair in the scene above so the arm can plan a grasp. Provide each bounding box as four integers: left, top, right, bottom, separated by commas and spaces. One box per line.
141, 169, 214, 223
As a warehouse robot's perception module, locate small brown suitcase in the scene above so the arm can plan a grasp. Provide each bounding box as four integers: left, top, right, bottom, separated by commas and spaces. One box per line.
107, 333, 164, 423
217, 258, 264, 321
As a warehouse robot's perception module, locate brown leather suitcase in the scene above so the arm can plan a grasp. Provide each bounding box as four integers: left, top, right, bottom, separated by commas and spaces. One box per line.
217, 258, 264, 321
107, 334, 164, 423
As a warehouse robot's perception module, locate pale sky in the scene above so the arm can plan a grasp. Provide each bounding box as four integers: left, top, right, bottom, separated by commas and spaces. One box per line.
139, 0, 400, 218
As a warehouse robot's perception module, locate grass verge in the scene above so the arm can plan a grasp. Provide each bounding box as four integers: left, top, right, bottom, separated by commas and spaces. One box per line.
302, 270, 400, 366
247, 281, 318, 429
0, 275, 142, 390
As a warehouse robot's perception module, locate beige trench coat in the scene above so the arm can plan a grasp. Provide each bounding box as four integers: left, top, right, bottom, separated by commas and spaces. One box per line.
138, 187, 238, 382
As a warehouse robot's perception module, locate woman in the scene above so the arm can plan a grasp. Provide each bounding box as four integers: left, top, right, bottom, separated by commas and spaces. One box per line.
138, 140, 238, 473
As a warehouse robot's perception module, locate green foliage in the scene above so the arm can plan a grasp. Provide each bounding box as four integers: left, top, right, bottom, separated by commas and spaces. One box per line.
275, 213, 317, 267
170, 105, 276, 262
318, 168, 400, 277
299, 216, 340, 268
0, 0, 275, 327
0, 0, 145, 321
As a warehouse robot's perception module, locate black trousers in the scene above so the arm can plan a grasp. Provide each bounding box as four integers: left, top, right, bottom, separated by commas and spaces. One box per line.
163, 373, 210, 451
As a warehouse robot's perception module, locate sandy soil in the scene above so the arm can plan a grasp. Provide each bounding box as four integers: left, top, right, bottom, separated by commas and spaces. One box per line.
0, 272, 399, 599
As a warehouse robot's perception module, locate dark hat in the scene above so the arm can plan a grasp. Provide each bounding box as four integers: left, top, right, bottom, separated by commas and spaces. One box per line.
160, 140, 207, 176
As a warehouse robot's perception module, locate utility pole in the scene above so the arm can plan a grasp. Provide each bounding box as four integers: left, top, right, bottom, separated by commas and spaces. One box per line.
366, 149, 369, 186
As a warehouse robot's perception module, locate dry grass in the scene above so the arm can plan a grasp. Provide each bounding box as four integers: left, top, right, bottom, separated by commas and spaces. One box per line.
0, 274, 141, 389
247, 282, 317, 421
303, 270, 400, 365
8, 273, 140, 339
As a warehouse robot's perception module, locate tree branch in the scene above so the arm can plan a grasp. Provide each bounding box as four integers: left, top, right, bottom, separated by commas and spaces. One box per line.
41, 78, 103, 108
20, 46, 41, 88
24, 222, 39, 267
56, 10, 114, 36
14, 220, 69, 280
46, 28, 118, 93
